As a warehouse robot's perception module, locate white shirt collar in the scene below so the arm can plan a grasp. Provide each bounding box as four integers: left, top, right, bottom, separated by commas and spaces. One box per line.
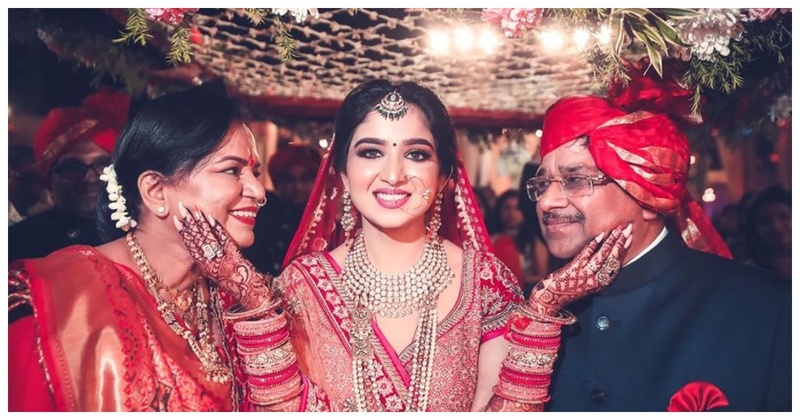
623, 227, 669, 267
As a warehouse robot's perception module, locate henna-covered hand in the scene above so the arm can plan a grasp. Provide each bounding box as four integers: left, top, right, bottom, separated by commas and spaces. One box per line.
528, 223, 632, 316
174, 201, 271, 310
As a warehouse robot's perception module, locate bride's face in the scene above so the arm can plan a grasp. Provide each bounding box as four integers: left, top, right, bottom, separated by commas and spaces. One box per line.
342, 106, 443, 233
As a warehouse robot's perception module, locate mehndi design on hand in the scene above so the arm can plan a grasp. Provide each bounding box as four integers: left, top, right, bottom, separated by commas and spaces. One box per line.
528, 223, 632, 316
174, 201, 271, 310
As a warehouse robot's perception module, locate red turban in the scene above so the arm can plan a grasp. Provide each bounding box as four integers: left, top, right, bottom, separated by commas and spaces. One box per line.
33, 88, 131, 177
267, 144, 322, 182
540, 59, 731, 259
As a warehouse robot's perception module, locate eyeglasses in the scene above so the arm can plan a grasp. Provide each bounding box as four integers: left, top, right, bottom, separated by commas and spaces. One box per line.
526, 174, 610, 202
52, 159, 112, 181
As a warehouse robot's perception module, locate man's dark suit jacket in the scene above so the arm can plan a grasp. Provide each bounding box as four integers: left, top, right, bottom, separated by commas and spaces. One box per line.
547, 230, 791, 411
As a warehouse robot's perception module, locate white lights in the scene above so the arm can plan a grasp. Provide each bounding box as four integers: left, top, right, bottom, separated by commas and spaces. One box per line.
539, 25, 614, 53
597, 25, 611, 45
539, 29, 565, 50
701, 188, 717, 203
477, 28, 499, 54
572, 28, 591, 50
428, 23, 615, 57
428, 30, 450, 54
318, 138, 329, 149
428, 27, 500, 56
690, 155, 697, 165
453, 27, 474, 52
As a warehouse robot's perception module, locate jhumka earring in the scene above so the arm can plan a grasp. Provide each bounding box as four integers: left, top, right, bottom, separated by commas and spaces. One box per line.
375, 90, 408, 121
342, 190, 355, 238
427, 193, 443, 239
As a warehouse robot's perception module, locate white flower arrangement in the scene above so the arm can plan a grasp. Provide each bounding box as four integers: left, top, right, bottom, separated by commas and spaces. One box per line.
270, 8, 320, 24
672, 8, 747, 62
99, 164, 138, 231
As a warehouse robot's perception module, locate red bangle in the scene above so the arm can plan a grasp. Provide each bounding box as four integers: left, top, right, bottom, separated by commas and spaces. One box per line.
249, 365, 299, 387
237, 329, 290, 350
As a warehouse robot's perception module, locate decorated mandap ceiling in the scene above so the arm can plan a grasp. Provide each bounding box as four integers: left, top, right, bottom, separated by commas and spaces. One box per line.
12, 8, 790, 132
187, 8, 597, 122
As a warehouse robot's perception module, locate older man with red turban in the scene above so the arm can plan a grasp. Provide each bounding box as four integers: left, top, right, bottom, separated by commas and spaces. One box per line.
530, 64, 790, 411
9, 88, 130, 262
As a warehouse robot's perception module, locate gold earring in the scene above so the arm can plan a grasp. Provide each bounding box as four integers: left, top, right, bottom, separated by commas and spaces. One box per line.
342, 190, 355, 238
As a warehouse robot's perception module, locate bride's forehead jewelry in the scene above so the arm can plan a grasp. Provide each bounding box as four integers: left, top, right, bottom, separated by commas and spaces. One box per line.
376, 90, 408, 121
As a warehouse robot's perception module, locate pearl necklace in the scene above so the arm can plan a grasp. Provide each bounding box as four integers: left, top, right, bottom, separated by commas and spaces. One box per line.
342, 231, 454, 411
126, 232, 233, 384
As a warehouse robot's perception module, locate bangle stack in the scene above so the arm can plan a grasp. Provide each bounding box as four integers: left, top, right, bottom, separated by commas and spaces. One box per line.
493, 307, 564, 405
227, 298, 303, 406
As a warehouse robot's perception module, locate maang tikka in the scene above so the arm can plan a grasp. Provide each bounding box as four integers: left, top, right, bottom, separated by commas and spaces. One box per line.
376, 90, 408, 121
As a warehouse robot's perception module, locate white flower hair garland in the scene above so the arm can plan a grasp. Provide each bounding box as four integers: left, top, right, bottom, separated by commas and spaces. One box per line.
99, 164, 137, 231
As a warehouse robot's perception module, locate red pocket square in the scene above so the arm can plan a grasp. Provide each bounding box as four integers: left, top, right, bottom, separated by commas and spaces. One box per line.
668, 381, 730, 412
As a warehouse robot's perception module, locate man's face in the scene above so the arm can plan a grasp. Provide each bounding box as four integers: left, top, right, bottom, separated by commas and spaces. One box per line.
535, 140, 644, 259
50, 138, 112, 219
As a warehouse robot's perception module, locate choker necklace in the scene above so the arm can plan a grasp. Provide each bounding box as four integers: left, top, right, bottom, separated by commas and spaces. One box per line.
342, 231, 454, 411
126, 231, 232, 384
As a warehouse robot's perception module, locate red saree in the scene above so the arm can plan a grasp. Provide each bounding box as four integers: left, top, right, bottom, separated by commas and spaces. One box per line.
8, 246, 236, 411
275, 248, 521, 411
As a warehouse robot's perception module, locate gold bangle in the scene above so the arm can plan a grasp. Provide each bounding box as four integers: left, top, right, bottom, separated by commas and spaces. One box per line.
224, 297, 282, 322
518, 304, 576, 326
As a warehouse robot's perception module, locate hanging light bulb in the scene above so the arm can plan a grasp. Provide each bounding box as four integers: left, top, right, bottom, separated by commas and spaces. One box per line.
596, 25, 611, 45
453, 27, 474, 52
539, 29, 565, 50
428, 30, 450, 54
477, 28, 499, 54
572, 28, 590, 50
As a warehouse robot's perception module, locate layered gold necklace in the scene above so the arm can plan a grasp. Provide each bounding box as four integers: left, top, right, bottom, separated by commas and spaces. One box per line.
126, 231, 233, 384
342, 231, 455, 411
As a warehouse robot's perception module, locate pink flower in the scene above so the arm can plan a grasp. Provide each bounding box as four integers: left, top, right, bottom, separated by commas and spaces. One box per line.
144, 8, 198, 25
747, 8, 790, 21
481, 8, 543, 38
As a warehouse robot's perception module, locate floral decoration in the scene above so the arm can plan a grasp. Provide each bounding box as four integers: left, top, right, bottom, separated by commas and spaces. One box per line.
99, 164, 137, 231
481, 8, 544, 38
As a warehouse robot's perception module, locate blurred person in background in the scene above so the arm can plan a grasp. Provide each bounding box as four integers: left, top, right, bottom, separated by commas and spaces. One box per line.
8, 89, 130, 261
9, 144, 53, 225
745, 186, 791, 279
242, 143, 322, 275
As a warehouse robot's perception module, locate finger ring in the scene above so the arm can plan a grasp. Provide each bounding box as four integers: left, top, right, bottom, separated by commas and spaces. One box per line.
202, 243, 221, 260
597, 257, 622, 286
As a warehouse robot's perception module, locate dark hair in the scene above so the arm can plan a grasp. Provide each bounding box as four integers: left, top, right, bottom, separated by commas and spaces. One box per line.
744, 185, 792, 265
331, 79, 457, 178
97, 82, 249, 241
492, 189, 529, 250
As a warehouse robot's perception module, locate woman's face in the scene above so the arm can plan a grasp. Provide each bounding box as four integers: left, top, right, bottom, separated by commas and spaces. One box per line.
756, 201, 792, 250
342, 106, 443, 233
167, 123, 266, 247
500, 195, 523, 231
